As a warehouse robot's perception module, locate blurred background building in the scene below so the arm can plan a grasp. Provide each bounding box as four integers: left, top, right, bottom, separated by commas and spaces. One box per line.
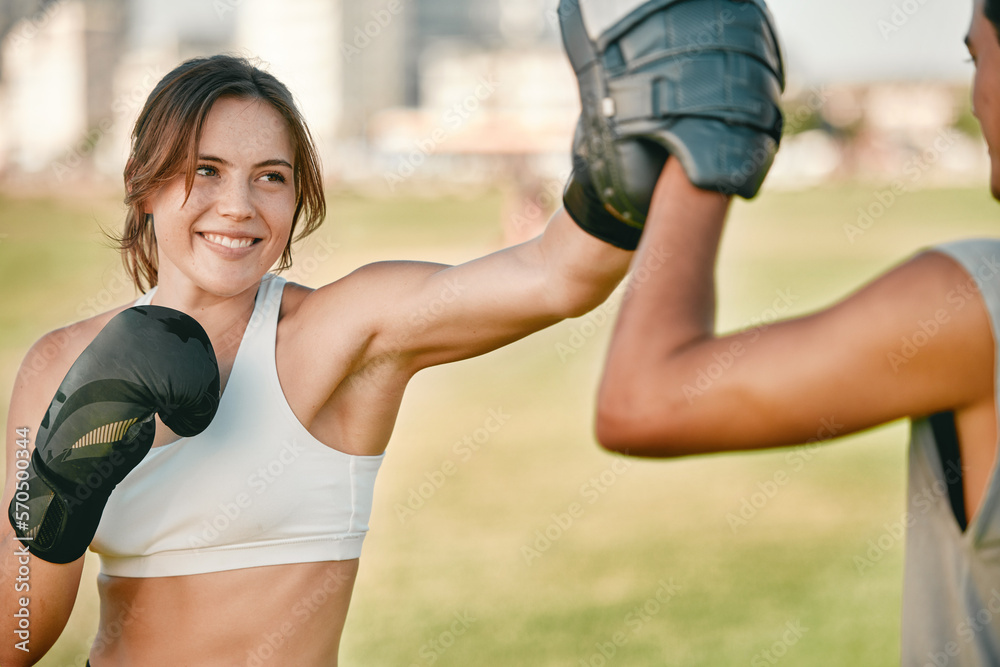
0, 0, 989, 215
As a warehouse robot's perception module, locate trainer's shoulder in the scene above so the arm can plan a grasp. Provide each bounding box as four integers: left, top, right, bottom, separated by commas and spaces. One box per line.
930, 237, 1000, 291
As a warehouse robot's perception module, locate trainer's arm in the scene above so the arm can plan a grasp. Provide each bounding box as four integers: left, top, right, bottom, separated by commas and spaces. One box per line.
0, 333, 87, 667
596, 158, 994, 456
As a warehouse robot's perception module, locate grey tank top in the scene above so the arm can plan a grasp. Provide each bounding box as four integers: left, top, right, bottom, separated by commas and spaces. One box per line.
902, 239, 1000, 665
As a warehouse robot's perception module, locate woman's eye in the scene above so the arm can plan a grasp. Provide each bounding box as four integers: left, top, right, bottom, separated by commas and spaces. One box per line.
260, 172, 286, 183
196, 165, 218, 177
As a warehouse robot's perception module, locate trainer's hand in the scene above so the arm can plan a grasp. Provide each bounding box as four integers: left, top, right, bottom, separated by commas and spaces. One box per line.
8, 306, 220, 564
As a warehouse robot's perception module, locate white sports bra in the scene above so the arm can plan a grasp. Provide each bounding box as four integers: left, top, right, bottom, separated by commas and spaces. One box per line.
90, 274, 385, 577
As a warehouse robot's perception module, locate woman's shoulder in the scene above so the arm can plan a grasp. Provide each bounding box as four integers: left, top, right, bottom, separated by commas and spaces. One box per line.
15, 305, 133, 394
273, 265, 423, 369
277, 278, 313, 313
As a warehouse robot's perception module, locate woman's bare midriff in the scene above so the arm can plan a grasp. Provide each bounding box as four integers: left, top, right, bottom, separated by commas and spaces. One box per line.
91, 559, 359, 666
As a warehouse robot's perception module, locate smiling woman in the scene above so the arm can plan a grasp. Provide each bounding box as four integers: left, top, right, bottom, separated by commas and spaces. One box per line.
146, 97, 299, 299
117, 56, 325, 293
0, 54, 633, 666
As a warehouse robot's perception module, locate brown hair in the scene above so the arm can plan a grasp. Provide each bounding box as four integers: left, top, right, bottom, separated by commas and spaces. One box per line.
987, 0, 1000, 36
118, 54, 325, 291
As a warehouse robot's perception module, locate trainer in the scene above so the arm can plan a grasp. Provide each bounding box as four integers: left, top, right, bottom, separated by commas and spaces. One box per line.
594, 0, 1000, 663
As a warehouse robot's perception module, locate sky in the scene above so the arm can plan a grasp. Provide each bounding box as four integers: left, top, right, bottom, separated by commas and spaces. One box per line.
764, 0, 974, 84
132, 0, 978, 87
575, 0, 974, 84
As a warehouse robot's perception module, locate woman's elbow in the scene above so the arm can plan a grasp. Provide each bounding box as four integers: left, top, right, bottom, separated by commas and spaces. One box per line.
555, 280, 619, 321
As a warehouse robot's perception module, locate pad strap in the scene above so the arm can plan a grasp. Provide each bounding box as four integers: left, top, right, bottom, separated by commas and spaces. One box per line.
608, 54, 783, 135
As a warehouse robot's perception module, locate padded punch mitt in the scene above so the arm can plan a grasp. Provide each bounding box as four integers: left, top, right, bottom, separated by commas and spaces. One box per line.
9, 306, 220, 563
560, 0, 786, 233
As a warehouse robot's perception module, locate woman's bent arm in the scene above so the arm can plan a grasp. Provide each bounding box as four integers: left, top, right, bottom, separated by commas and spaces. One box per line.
0, 331, 93, 666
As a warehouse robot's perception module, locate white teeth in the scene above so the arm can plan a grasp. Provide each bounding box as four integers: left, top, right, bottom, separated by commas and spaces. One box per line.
203, 233, 255, 249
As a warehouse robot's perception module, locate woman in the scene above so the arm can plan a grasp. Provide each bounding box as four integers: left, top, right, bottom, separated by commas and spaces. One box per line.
0, 55, 632, 665
597, 0, 1000, 662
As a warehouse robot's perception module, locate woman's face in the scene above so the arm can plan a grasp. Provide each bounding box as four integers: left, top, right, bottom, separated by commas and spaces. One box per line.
145, 96, 297, 298
969, 1, 1000, 198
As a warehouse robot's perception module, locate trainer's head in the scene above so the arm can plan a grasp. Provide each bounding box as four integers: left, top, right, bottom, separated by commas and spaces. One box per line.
970, 1, 1000, 198
120, 55, 325, 291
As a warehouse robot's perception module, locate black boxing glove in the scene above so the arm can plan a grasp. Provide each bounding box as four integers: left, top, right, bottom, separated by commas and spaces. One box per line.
9, 306, 220, 564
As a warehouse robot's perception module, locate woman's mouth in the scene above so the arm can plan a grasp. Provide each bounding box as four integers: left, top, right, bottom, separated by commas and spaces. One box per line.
201, 233, 259, 249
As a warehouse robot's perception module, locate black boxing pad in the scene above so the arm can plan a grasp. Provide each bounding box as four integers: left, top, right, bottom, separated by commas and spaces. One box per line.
560, 0, 785, 229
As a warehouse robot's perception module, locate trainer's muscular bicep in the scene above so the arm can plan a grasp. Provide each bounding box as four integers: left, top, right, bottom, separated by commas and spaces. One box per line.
605, 250, 995, 455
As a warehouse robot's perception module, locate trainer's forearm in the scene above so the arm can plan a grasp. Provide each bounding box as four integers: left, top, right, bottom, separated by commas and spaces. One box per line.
624, 160, 729, 350
597, 159, 732, 448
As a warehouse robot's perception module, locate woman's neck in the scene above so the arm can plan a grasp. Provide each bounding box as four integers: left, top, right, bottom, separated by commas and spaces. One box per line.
147, 273, 264, 387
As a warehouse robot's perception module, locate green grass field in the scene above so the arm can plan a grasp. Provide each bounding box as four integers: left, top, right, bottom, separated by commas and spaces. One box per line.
0, 182, 998, 666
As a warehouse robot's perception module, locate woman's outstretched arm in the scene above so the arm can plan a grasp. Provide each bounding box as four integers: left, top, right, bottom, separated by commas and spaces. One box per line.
301, 205, 633, 378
